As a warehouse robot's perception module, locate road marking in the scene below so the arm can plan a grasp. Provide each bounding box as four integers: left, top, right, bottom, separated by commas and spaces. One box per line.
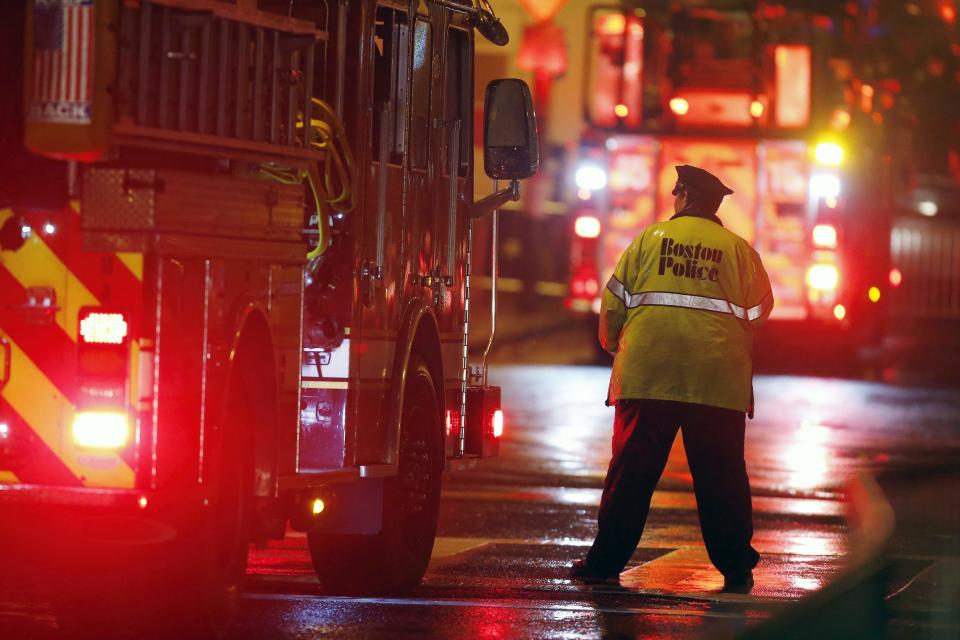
242, 592, 759, 619
431, 537, 493, 559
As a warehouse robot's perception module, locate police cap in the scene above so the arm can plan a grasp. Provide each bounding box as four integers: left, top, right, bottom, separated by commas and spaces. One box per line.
672, 165, 734, 197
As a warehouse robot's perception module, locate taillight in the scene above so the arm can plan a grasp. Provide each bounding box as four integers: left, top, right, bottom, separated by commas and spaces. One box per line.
72, 411, 130, 449
78, 308, 130, 379
807, 264, 839, 291
76, 309, 131, 445
492, 409, 504, 438
79, 311, 129, 345
446, 409, 461, 437
812, 224, 837, 249
464, 386, 500, 457
574, 215, 601, 238
584, 278, 599, 296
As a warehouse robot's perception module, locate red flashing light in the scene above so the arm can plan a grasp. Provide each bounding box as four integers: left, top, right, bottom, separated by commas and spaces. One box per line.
574, 215, 601, 238
807, 264, 839, 291
833, 304, 846, 321
79, 311, 129, 345
812, 224, 838, 249
492, 410, 504, 438
889, 268, 903, 287
445, 409, 461, 437
584, 278, 599, 297
72, 411, 130, 449
774, 45, 811, 128
669, 97, 690, 116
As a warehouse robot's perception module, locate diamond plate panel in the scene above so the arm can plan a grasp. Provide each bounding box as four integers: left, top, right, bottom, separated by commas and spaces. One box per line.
81, 169, 157, 231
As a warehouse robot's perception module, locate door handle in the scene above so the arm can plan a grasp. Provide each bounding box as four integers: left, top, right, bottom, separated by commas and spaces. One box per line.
412, 268, 452, 306
0, 336, 10, 390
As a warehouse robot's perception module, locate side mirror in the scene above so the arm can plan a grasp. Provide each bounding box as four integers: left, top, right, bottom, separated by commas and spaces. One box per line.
483, 79, 539, 181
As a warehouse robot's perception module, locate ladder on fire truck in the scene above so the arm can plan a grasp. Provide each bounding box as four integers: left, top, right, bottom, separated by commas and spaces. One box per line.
114, 0, 327, 164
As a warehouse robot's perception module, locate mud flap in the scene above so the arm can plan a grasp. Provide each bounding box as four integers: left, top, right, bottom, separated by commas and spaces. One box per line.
305, 478, 385, 535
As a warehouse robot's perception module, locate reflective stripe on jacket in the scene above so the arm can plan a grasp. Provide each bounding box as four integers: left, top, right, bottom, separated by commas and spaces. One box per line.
600, 215, 773, 412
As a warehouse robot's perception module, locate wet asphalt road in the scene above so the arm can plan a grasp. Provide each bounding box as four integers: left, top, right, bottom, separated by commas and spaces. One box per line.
3, 365, 960, 639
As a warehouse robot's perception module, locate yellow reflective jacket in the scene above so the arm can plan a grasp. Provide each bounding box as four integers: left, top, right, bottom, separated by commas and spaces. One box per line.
600, 214, 773, 414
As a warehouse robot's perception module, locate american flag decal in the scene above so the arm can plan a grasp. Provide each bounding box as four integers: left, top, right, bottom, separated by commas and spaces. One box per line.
29, 0, 95, 125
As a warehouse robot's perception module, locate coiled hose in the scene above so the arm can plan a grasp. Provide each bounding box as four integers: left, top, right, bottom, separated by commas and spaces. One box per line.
259, 97, 357, 259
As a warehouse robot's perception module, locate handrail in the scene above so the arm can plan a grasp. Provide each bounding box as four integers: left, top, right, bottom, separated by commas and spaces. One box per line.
446, 120, 461, 277
375, 103, 390, 274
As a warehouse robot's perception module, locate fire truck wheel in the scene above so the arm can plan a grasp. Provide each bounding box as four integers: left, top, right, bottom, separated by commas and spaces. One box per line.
308, 354, 443, 595
191, 400, 254, 635
180, 359, 258, 636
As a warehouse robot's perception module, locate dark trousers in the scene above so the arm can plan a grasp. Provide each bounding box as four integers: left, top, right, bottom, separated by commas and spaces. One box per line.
585, 399, 759, 578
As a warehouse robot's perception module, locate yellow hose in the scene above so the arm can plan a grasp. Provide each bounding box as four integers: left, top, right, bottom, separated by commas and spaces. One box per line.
296, 98, 357, 260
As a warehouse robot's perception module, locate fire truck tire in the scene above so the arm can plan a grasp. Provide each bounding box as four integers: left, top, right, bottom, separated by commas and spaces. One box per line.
190, 387, 254, 636
307, 354, 443, 595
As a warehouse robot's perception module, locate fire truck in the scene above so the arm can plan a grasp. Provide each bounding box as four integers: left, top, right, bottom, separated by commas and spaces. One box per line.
0, 0, 535, 630
565, 2, 890, 352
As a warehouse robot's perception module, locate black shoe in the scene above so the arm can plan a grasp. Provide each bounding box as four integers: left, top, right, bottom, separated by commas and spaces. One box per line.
569, 558, 620, 582
721, 571, 754, 593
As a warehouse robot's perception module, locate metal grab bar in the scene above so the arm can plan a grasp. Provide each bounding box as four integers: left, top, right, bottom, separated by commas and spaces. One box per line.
446, 120, 461, 278
375, 102, 390, 273
481, 180, 499, 387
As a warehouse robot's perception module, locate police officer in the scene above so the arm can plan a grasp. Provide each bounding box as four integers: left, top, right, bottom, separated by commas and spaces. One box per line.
570, 165, 773, 592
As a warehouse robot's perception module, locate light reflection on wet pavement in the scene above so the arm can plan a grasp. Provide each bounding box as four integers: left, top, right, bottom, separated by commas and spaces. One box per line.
3, 365, 959, 638
233, 367, 960, 638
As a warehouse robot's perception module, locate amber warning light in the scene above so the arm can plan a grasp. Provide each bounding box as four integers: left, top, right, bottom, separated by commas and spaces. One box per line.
79, 311, 129, 345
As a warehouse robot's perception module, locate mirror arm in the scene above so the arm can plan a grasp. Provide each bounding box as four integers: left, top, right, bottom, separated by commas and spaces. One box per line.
429, 0, 480, 17
471, 180, 520, 219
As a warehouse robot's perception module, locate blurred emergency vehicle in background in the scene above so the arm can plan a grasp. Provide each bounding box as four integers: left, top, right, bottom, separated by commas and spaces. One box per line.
0, 0, 534, 632
566, 2, 891, 352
